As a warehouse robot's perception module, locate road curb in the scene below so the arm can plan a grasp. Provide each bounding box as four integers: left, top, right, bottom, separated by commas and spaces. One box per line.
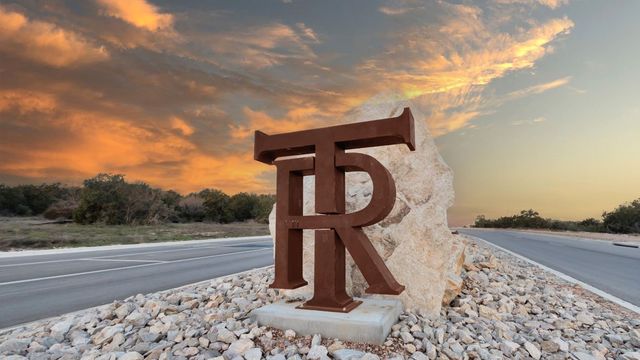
0, 235, 272, 258
463, 234, 640, 315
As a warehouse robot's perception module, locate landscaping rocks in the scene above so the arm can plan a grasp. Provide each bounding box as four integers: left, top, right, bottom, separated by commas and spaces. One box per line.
1, 237, 638, 359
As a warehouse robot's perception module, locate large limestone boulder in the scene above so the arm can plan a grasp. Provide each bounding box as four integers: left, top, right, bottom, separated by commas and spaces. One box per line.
268, 94, 465, 316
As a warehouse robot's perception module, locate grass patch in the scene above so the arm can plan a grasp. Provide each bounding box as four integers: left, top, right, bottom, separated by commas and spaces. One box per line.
0, 217, 269, 251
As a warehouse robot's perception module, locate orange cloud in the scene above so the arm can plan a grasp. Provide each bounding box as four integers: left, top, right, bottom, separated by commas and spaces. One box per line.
170, 117, 195, 136
97, 0, 173, 32
0, 105, 274, 194
0, 90, 57, 114
229, 106, 320, 139
0, 6, 108, 67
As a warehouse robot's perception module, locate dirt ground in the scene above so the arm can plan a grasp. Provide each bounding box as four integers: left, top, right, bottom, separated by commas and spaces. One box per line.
0, 217, 270, 251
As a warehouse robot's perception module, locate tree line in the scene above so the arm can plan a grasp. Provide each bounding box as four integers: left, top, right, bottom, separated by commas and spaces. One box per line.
0, 174, 275, 225
474, 202, 640, 234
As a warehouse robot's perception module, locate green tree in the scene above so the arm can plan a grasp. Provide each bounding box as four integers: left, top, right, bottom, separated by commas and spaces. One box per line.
251, 194, 276, 223
228, 192, 256, 222
201, 189, 231, 222
74, 174, 171, 225
74, 174, 128, 224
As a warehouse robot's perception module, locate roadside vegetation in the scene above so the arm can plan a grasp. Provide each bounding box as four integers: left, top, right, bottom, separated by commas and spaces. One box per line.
473, 200, 640, 234
0, 217, 269, 250
0, 174, 274, 250
0, 174, 274, 225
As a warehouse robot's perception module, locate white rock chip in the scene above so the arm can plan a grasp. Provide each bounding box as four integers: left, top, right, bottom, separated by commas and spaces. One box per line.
500, 340, 520, 355
307, 345, 328, 359
332, 348, 365, 360
244, 347, 263, 360
119, 351, 143, 360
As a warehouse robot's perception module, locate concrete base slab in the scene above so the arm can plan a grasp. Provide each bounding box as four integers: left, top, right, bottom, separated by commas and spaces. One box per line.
251, 298, 402, 345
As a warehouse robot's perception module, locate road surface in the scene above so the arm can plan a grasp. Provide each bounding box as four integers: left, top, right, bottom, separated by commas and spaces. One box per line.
459, 229, 640, 307
0, 236, 273, 329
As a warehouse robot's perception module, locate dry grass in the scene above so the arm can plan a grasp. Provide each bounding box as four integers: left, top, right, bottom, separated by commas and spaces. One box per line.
0, 217, 269, 251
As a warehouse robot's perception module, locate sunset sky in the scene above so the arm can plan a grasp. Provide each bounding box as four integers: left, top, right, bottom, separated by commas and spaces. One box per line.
0, 0, 638, 226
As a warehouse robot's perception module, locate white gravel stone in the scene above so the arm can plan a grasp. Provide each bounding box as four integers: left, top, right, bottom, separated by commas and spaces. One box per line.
332, 349, 365, 360
118, 351, 143, 360
524, 341, 541, 360
311, 334, 322, 347
225, 338, 254, 358
576, 311, 595, 325
573, 352, 597, 360
500, 340, 520, 355
360, 353, 380, 360
217, 328, 238, 344
0, 339, 31, 355
50, 319, 73, 339
307, 345, 328, 359
244, 347, 263, 360
621, 352, 640, 360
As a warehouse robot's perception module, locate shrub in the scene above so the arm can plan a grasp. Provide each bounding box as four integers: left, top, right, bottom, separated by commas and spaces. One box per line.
74, 174, 172, 225
228, 192, 257, 222
177, 195, 206, 222
43, 199, 78, 220
201, 189, 232, 223
251, 194, 276, 223
603, 199, 640, 234
0, 183, 74, 216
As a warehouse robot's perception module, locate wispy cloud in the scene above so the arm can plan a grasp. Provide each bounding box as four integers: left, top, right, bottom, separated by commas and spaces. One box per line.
511, 117, 546, 126
0, 6, 108, 67
378, 0, 424, 16
358, 2, 574, 135
494, 0, 569, 9
502, 76, 571, 103
207, 22, 319, 69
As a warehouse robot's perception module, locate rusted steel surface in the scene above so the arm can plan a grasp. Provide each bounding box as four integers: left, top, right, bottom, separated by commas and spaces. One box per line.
254, 107, 415, 312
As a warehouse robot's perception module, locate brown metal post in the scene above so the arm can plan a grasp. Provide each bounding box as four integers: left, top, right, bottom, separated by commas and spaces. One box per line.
300, 229, 362, 312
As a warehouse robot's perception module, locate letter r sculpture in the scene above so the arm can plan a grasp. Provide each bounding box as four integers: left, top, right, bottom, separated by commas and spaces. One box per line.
254, 107, 416, 312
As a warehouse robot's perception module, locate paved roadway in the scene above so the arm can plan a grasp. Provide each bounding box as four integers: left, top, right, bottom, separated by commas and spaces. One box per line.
0, 236, 273, 329
459, 229, 640, 307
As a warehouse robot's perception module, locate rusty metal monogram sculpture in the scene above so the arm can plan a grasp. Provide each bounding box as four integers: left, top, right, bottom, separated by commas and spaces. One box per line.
254, 107, 415, 312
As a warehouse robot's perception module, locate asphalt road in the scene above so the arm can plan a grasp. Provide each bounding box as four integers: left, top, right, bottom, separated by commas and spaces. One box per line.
0, 236, 273, 329
459, 229, 640, 307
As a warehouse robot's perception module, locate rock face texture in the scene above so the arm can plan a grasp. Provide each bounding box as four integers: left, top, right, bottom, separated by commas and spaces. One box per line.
268, 94, 465, 315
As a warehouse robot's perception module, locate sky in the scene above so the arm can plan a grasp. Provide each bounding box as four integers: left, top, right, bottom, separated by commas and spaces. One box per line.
0, 0, 638, 226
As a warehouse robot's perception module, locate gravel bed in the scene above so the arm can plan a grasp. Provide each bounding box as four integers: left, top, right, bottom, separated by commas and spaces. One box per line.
1, 238, 638, 360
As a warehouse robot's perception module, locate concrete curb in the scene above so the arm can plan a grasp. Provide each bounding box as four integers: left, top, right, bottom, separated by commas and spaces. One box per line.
463, 234, 640, 315
0, 235, 272, 258
0, 265, 274, 334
